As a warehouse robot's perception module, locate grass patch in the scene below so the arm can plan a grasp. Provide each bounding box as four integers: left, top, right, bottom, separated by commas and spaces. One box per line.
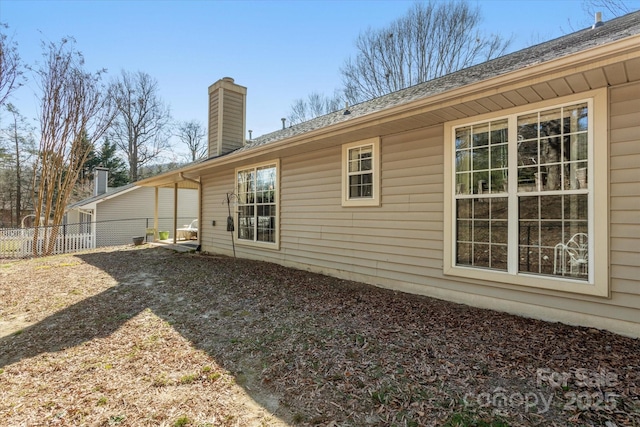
201, 366, 222, 382
173, 416, 191, 427
152, 374, 170, 387
371, 384, 397, 405
57, 262, 80, 267
108, 414, 126, 425
179, 374, 197, 384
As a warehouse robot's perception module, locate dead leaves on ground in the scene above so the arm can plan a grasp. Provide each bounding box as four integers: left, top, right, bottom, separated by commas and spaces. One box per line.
1, 246, 639, 426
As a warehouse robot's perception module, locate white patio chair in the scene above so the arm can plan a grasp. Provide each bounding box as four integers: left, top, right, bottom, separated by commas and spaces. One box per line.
554, 233, 588, 276
176, 219, 198, 240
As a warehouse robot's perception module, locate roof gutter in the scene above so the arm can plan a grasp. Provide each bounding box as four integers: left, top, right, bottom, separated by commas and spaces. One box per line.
179, 172, 200, 185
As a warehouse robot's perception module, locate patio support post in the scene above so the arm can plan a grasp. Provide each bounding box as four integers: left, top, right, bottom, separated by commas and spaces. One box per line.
173, 183, 178, 244
154, 187, 159, 241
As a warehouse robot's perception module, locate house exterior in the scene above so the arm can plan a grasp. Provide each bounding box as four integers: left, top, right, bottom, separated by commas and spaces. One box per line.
66, 168, 198, 247
138, 12, 640, 338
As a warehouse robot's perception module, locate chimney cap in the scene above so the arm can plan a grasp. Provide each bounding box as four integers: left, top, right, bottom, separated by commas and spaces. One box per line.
592, 11, 604, 28
343, 101, 351, 115
93, 167, 109, 196
222, 77, 234, 83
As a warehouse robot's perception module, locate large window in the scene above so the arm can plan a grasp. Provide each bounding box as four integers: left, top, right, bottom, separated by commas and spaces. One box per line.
444, 90, 608, 296
236, 161, 278, 247
342, 137, 380, 207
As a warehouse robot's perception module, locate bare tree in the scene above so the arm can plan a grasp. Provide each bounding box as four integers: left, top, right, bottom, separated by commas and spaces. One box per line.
176, 119, 206, 161
1, 104, 35, 227
0, 24, 24, 108
561, 0, 635, 32
341, 0, 511, 104
109, 70, 172, 182
582, 0, 633, 17
31, 38, 114, 256
287, 90, 344, 125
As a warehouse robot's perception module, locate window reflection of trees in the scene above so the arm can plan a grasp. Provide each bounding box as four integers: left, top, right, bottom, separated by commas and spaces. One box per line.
237, 165, 277, 243
455, 102, 590, 280
517, 103, 588, 192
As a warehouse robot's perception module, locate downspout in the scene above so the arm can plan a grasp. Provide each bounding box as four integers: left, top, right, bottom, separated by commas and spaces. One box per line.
179, 172, 200, 184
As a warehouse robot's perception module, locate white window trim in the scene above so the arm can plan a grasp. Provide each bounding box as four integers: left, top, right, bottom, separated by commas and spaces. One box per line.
341, 137, 381, 207
234, 159, 280, 250
443, 88, 609, 297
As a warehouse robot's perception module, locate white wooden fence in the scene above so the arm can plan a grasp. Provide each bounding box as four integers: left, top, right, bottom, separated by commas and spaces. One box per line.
0, 226, 93, 259
1, 216, 195, 259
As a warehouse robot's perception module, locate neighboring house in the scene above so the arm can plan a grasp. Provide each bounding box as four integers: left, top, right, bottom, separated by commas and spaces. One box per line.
66, 167, 198, 247
138, 12, 640, 337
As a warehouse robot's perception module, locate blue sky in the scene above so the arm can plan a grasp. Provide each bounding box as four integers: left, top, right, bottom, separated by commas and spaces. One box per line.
1, 0, 638, 158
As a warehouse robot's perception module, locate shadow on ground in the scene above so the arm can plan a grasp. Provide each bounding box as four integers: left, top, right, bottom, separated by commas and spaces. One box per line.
0, 246, 293, 422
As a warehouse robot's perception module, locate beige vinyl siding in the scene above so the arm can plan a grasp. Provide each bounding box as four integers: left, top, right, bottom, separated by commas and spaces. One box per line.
208, 90, 220, 157
279, 127, 441, 285
97, 188, 151, 222
95, 188, 149, 247
199, 169, 235, 254
65, 210, 80, 224
198, 83, 639, 336
609, 82, 640, 304
221, 91, 244, 154
199, 127, 442, 286
98, 187, 197, 221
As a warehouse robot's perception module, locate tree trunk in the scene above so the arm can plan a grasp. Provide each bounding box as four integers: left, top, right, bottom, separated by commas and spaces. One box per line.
14, 122, 21, 227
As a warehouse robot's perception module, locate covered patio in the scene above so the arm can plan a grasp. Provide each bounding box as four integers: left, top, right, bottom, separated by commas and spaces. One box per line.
136, 170, 202, 247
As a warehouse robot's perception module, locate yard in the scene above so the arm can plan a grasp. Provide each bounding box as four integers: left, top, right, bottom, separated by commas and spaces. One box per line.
0, 245, 638, 426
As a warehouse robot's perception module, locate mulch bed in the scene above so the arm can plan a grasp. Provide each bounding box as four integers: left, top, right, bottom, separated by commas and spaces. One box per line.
1, 245, 638, 426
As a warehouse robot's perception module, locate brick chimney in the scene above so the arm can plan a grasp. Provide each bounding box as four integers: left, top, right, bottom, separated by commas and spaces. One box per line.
208, 77, 247, 157
94, 167, 109, 196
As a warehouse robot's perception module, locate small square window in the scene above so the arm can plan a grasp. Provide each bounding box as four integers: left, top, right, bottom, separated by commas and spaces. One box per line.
342, 137, 380, 207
